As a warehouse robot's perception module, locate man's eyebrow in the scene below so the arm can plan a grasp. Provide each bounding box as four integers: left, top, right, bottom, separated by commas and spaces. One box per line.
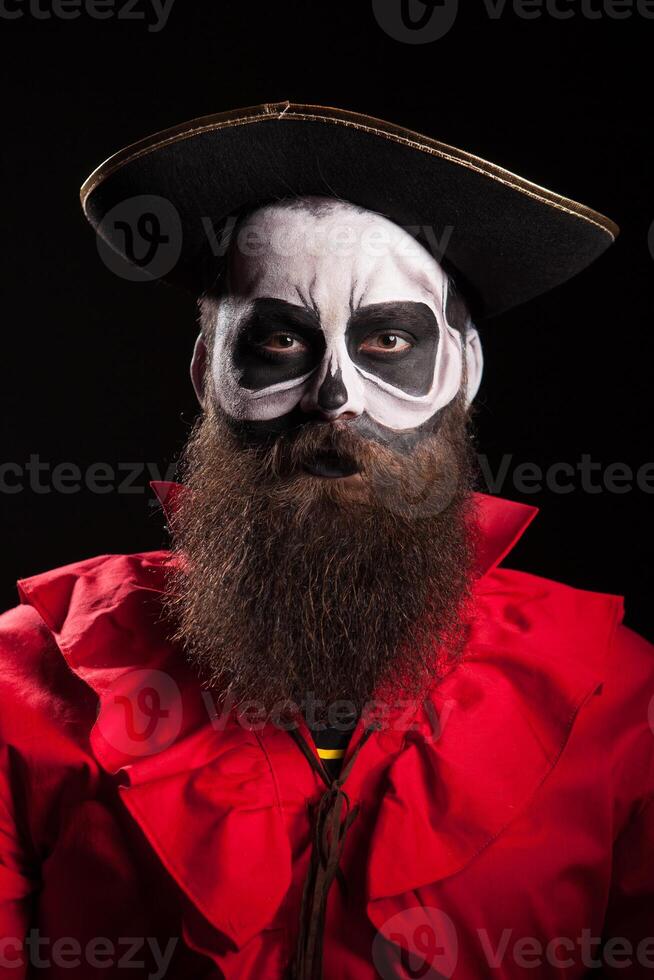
348, 300, 437, 324
245, 296, 322, 330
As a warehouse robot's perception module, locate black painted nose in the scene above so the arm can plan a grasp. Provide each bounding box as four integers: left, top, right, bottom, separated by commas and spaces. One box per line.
317, 369, 348, 412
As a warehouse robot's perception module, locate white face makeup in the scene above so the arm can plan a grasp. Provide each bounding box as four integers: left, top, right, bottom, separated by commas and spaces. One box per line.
198, 198, 482, 435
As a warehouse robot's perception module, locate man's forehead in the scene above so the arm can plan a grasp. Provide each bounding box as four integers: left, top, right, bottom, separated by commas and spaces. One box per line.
226, 197, 447, 315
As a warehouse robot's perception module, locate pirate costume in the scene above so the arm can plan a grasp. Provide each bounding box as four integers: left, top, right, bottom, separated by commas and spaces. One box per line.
0, 104, 651, 980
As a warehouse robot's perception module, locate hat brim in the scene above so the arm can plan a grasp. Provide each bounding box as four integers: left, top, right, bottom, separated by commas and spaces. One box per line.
81, 100, 618, 318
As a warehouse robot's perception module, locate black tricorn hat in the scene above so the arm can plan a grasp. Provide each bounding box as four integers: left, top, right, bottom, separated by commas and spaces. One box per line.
80, 100, 618, 318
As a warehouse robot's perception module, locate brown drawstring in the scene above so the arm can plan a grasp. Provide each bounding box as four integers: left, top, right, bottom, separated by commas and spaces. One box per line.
288, 723, 380, 980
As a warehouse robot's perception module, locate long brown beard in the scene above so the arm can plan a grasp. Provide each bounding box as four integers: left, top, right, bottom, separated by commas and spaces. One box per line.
163, 395, 478, 721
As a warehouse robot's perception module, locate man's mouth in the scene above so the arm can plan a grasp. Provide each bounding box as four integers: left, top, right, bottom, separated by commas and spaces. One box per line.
302, 451, 360, 479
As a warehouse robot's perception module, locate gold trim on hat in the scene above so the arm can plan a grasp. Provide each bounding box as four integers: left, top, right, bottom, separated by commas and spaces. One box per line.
80, 100, 619, 240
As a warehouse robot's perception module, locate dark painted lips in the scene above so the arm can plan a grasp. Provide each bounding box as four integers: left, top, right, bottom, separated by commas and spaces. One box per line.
303, 451, 360, 479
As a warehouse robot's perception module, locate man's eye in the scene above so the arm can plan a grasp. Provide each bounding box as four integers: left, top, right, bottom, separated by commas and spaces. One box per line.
358, 332, 413, 354
256, 333, 308, 354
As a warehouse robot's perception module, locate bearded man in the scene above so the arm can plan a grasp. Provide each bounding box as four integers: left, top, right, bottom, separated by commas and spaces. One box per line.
0, 102, 652, 980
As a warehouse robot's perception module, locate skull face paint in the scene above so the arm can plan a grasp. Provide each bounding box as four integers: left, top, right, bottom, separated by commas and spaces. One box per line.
200, 198, 483, 446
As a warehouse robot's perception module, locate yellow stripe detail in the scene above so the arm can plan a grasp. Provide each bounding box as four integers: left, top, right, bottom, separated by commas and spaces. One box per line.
317, 748, 346, 760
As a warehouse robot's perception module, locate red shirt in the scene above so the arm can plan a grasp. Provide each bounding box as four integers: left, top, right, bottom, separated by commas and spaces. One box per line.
0, 491, 652, 978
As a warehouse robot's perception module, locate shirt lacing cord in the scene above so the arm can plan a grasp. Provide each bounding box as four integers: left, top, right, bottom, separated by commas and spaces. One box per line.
288, 723, 381, 980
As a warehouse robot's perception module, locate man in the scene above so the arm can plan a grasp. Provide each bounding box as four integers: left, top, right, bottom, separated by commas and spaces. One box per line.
0, 102, 652, 979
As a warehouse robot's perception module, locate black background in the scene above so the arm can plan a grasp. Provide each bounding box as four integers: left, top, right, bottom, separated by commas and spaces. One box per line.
1, 1, 652, 637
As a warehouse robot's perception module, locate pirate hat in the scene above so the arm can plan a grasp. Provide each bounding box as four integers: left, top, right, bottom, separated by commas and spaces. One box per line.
80, 100, 618, 318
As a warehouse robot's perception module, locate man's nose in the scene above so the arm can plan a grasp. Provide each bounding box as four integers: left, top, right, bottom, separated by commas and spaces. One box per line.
317, 370, 348, 412
300, 358, 363, 421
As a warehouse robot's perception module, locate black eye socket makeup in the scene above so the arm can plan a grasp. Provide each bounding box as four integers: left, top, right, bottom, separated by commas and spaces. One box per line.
346, 301, 439, 396
233, 298, 326, 387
